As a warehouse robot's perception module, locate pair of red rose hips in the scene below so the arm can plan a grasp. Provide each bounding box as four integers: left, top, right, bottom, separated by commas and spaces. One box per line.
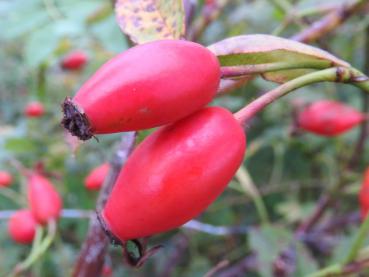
8, 173, 62, 244
62, 40, 246, 243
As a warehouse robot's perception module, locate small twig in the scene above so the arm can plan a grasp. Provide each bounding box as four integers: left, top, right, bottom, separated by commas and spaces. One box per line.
216, 253, 258, 277
204, 260, 230, 277
291, 0, 367, 43
187, 0, 229, 41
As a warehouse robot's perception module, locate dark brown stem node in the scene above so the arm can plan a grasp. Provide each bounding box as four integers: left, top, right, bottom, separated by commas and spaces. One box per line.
61, 97, 93, 141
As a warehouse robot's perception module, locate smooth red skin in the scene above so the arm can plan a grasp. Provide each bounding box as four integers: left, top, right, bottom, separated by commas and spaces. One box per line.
359, 168, 369, 220
102, 107, 246, 241
84, 163, 110, 190
61, 51, 88, 70
298, 100, 364, 137
0, 171, 13, 187
28, 173, 62, 225
24, 102, 45, 118
73, 40, 220, 133
8, 210, 36, 244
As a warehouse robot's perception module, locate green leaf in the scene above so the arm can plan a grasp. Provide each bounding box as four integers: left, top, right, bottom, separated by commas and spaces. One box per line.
24, 25, 60, 67
249, 225, 292, 277
4, 137, 37, 153
0, 0, 49, 40
208, 34, 350, 83
115, 0, 185, 44
91, 15, 129, 53
295, 242, 318, 276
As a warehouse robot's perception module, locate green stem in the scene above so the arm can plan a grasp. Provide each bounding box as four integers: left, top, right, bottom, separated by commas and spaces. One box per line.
344, 213, 369, 264
235, 166, 270, 225
36, 63, 47, 101
306, 264, 342, 277
234, 67, 369, 126
11, 220, 57, 276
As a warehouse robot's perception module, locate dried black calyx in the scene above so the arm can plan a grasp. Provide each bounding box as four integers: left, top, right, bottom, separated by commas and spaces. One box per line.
61, 97, 93, 141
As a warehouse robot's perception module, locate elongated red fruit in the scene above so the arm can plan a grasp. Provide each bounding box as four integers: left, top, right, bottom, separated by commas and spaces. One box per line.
0, 170, 13, 187
100, 107, 246, 242
27, 173, 62, 225
24, 101, 45, 118
8, 209, 36, 244
85, 163, 110, 190
297, 100, 365, 136
62, 39, 220, 140
359, 168, 369, 220
61, 50, 88, 71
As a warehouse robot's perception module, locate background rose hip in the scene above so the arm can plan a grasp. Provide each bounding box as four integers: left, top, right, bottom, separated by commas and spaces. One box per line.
84, 163, 110, 190
297, 100, 365, 136
62, 39, 220, 140
61, 50, 88, 71
27, 173, 62, 225
8, 210, 37, 244
24, 101, 45, 118
101, 107, 246, 242
0, 171, 13, 187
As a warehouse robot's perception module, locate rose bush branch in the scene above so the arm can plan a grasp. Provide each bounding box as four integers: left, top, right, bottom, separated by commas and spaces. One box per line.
72, 132, 136, 277
291, 0, 368, 43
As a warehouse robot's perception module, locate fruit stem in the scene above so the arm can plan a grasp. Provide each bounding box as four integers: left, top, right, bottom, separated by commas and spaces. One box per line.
10, 220, 57, 276
234, 67, 369, 126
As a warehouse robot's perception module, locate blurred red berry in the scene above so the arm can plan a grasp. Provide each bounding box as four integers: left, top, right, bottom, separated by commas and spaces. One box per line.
297, 100, 365, 136
61, 51, 88, 70
27, 173, 62, 225
102, 265, 113, 276
24, 101, 45, 118
8, 209, 36, 244
84, 163, 110, 191
0, 171, 13, 187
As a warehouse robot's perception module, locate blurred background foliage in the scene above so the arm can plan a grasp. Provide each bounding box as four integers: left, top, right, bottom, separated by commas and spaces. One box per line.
0, 0, 369, 276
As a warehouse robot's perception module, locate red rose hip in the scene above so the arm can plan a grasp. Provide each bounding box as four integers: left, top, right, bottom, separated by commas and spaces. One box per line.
62, 39, 220, 140
24, 101, 45, 118
8, 209, 37, 244
85, 163, 110, 190
100, 107, 246, 242
0, 170, 13, 187
61, 50, 88, 70
27, 173, 62, 225
297, 100, 365, 136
